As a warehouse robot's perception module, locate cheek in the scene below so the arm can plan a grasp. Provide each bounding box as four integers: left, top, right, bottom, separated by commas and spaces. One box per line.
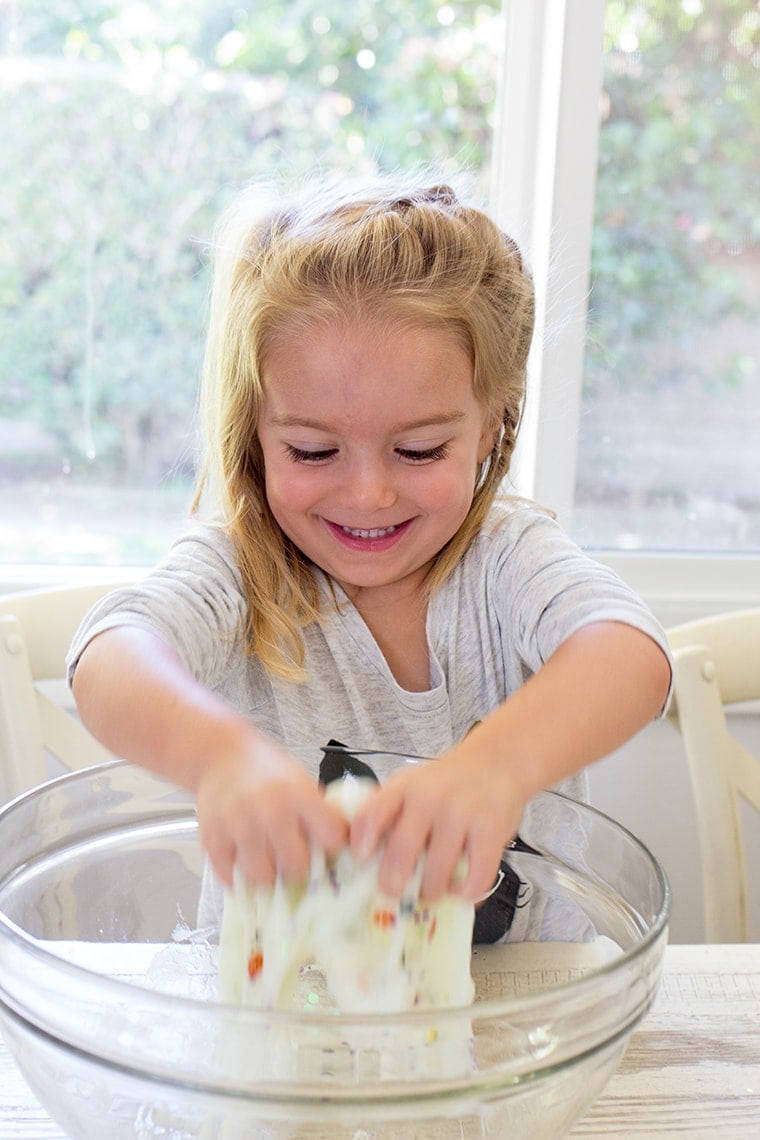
265, 465, 323, 514
418, 467, 477, 517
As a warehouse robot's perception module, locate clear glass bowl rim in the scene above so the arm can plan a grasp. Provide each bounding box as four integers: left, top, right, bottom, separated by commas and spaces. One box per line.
0, 759, 671, 1030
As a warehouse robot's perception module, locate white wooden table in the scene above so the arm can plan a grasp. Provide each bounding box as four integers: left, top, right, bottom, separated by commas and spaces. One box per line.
0, 944, 757, 1138
569, 944, 760, 1137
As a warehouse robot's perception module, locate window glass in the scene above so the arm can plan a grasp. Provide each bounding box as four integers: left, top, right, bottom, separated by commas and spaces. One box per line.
0, 0, 502, 565
574, 0, 760, 552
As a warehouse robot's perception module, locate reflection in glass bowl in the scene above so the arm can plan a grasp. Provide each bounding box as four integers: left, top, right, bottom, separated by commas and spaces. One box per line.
0, 759, 669, 1139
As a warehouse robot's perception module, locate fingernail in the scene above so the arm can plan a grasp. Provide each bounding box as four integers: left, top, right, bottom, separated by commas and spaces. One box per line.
354, 833, 374, 861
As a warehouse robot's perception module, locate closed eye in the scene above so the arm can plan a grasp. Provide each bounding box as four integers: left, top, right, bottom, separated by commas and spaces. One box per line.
284, 444, 338, 463
396, 443, 449, 462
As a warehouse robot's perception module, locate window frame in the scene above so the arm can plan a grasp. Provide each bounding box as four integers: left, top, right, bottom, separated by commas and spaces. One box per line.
2, 0, 758, 623
494, 0, 760, 626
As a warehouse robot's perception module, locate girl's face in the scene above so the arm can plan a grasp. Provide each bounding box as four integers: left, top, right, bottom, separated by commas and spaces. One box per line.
257, 318, 496, 611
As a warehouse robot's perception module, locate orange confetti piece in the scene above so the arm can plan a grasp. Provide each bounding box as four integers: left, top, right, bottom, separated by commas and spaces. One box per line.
371, 908, 397, 930
247, 949, 264, 979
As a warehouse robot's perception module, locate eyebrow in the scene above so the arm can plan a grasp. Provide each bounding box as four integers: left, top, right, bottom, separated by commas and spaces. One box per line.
268, 411, 468, 432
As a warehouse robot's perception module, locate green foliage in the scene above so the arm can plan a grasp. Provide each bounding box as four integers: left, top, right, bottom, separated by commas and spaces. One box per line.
1, 0, 757, 477
587, 0, 759, 390
0, 0, 500, 478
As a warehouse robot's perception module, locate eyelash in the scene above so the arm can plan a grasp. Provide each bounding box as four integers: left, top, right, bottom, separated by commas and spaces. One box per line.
284, 445, 337, 463
284, 443, 450, 464
396, 444, 449, 463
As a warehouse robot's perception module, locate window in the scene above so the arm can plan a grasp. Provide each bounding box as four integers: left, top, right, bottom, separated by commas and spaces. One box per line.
495, 0, 759, 622
3, 0, 759, 621
578, 0, 759, 554
1, 0, 502, 567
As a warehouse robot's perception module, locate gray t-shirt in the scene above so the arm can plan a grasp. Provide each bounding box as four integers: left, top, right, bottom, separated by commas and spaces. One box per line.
67, 501, 670, 938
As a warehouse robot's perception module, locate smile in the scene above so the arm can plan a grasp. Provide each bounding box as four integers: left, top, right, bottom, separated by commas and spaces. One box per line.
323, 518, 413, 549
339, 524, 398, 539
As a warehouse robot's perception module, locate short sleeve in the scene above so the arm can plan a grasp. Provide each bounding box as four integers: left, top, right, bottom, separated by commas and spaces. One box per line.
66, 526, 249, 690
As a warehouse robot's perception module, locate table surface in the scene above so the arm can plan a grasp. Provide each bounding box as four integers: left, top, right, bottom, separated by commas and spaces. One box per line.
0, 943, 758, 1139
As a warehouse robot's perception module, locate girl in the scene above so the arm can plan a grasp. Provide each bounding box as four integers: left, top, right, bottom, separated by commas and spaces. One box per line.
68, 176, 671, 915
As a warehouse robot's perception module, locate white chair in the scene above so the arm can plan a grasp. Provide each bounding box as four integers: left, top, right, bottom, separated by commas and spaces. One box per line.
0, 582, 132, 802
667, 609, 760, 943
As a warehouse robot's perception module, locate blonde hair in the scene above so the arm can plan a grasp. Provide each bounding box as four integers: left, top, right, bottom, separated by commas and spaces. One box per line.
193, 175, 535, 680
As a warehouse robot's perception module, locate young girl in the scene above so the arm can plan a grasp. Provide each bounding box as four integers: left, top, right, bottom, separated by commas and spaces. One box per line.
67, 176, 671, 918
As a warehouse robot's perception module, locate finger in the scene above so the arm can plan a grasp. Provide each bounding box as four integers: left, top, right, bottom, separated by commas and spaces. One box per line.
377, 805, 431, 898
234, 828, 278, 888
273, 819, 314, 882
306, 795, 349, 856
349, 783, 404, 861
456, 822, 504, 901
265, 785, 348, 881
200, 826, 237, 888
203, 834, 235, 884
420, 822, 468, 901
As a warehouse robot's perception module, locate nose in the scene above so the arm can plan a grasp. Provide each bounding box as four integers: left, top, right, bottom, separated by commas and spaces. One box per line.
343, 455, 398, 512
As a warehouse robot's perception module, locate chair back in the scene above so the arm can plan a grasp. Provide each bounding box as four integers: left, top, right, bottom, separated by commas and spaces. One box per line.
0, 582, 132, 802
667, 609, 760, 942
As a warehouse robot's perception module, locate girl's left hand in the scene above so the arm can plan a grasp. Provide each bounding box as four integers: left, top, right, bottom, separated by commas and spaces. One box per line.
348, 741, 525, 902
348, 623, 671, 901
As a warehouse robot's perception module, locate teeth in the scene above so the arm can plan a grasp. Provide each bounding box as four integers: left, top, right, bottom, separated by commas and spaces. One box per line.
341, 525, 397, 539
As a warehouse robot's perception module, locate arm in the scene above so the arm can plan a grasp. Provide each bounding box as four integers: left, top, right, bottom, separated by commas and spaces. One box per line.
350, 620, 672, 900
71, 626, 348, 886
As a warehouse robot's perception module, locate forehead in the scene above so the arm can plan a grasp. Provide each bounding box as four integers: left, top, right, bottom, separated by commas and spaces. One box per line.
263, 316, 469, 387
260, 318, 477, 415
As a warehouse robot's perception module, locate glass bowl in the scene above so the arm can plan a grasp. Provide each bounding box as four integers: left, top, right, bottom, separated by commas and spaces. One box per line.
0, 758, 669, 1139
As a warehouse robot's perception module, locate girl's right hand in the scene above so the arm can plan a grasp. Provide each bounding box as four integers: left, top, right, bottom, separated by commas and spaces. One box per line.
71, 627, 347, 888
195, 736, 349, 888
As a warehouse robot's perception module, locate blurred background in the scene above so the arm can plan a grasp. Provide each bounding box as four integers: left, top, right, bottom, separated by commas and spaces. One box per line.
1, 0, 758, 941
1, 0, 757, 564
